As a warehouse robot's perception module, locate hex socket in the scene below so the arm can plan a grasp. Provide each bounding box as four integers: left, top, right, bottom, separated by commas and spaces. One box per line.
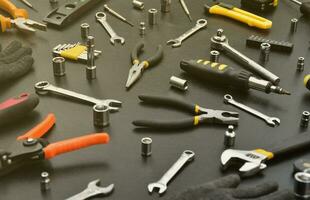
148, 8, 158, 25
295, 172, 310, 199
170, 76, 188, 91
81, 23, 90, 40
52, 57, 65, 76
93, 105, 110, 127
141, 137, 152, 156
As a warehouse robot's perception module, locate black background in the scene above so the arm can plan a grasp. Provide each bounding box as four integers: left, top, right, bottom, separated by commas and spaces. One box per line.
1, 0, 310, 199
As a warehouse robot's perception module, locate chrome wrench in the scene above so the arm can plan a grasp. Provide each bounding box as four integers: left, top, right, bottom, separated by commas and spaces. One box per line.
148, 150, 195, 195
223, 94, 280, 127
34, 81, 122, 112
66, 179, 114, 200
167, 19, 207, 48
95, 12, 125, 45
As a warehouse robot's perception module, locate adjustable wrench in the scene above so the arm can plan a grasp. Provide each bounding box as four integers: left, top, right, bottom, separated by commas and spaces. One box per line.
148, 150, 195, 195
96, 12, 125, 45
211, 29, 280, 85
223, 94, 280, 127
66, 179, 114, 200
167, 19, 207, 48
34, 81, 122, 112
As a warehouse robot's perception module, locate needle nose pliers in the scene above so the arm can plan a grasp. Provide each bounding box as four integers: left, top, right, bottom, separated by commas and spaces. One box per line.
126, 41, 164, 89
133, 95, 239, 129
0, 0, 46, 32
0, 113, 110, 176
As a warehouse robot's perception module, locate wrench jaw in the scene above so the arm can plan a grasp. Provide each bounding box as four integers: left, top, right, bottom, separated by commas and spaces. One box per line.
148, 182, 167, 195
87, 180, 115, 195
34, 81, 51, 95
99, 99, 123, 113
221, 149, 268, 177
166, 40, 182, 48
110, 37, 125, 45
266, 117, 281, 127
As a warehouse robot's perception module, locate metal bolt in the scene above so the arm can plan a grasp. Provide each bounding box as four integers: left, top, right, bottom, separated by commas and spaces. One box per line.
224, 125, 236, 148
259, 43, 271, 64
210, 50, 220, 62
297, 57, 305, 72
300, 111, 310, 128
40, 172, 51, 191
141, 137, 152, 157
81, 23, 90, 41
86, 36, 96, 80
139, 22, 146, 36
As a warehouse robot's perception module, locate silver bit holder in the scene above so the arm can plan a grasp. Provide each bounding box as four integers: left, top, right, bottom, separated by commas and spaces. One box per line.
52, 57, 66, 77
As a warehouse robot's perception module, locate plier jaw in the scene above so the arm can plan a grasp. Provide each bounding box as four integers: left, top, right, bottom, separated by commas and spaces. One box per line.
200, 109, 239, 125
13, 18, 47, 32
126, 62, 145, 89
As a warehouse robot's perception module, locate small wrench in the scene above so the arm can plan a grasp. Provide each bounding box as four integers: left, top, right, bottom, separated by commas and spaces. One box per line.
223, 94, 280, 127
167, 19, 207, 48
148, 150, 195, 195
96, 12, 125, 45
66, 179, 114, 200
34, 81, 122, 112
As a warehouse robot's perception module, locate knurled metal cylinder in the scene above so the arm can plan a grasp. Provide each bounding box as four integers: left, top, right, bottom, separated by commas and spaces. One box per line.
170, 76, 188, 91
161, 0, 171, 12
81, 23, 90, 41
148, 8, 158, 25
297, 57, 305, 72
86, 36, 96, 80
294, 172, 310, 199
210, 50, 220, 62
133, 0, 144, 10
141, 137, 152, 157
40, 172, 51, 191
291, 18, 298, 33
139, 22, 146, 36
224, 125, 236, 148
300, 111, 310, 128
259, 43, 271, 64
93, 105, 110, 127
52, 57, 65, 76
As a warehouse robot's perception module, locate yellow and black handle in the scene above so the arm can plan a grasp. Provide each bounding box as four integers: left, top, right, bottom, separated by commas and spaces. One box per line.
204, 3, 272, 29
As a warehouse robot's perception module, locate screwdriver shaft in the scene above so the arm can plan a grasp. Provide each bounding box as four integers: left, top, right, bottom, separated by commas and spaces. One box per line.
289, 0, 302, 6
104, 4, 134, 27
20, 0, 37, 11
179, 0, 192, 21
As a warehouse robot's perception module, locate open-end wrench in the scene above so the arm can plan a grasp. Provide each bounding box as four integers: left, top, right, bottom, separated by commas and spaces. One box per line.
167, 19, 207, 48
95, 12, 125, 45
148, 150, 195, 195
34, 81, 122, 112
66, 179, 114, 200
223, 94, 280, 127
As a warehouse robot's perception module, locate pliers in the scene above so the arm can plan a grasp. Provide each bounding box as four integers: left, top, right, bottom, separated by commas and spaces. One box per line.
126, 41, 164, 89
0, 113, 110, 176
132, 95, 239, 129
0, 0, 46, 32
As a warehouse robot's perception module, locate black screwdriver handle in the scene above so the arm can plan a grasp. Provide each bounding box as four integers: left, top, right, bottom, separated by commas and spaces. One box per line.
0, 93, 39, 126
180, 59, 252, 90
301, 2, 310, 17
133, 117, 197, 129
270, 133, 310, 158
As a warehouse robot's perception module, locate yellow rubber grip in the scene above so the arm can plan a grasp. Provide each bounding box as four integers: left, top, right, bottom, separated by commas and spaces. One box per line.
60, 45, 87, 61
209, 5, 272, 29
255, 149, 274, 160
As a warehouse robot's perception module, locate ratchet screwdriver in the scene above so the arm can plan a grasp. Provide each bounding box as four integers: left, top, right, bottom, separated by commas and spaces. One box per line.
288, 0, 310, 17
180, 59, 290, 95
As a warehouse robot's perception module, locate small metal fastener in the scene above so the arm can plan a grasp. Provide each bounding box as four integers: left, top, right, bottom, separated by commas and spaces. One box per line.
93, 105, 110, 127
139, 22, 146, 36
297, 57, 305, 72
132, 0, 144, 10
81, 23, 90, 41
161, 0, 171, 13
141, 137, 152, 157
210, 50, 220, 62
52, 57, 65, 77
148, 8, 158, 25
216, 29, 224, 37
224, 125, 236, 148
291, 18, 298, 33
259, 43, 271, 64
300, 111, 310, 128
294, 172, 310, 199
170, 76, 188, 91
86, 36, 96, 80
40, 172, 51, 191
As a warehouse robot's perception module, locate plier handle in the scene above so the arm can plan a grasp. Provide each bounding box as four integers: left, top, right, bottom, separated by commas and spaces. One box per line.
132, 95, 239, 129
126, 41, 163, 89
0, 113, 110, 176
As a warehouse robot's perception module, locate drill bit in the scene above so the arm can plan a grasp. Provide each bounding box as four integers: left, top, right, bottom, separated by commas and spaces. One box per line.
104, 4, 134, 27
179, 0, 192, 21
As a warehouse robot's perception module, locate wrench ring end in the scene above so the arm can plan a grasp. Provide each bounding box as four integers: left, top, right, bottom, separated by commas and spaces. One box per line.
35, 81, 50, 95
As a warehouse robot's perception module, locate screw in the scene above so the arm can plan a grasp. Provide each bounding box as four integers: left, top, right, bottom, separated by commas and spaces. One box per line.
141, 137, 152, 157
300, 111, 310, 128
259, 43, 271, 65
224, 125, 236, 148
297, 57, 305, 72
217, 29, 224, 37
40, 172, 51, 191
139, 22, 146, 36
210, 50, 220, 62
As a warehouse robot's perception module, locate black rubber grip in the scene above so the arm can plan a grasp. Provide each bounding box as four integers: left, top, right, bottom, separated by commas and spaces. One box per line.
133, 117, 196, 129
180, 59, 251, 90
301, 2, 310, 17
246, 35, 293, 52
145, 45, 163, 66
138, 95, 197, 114
131, 41, 144, 62
0, 93, 39, 126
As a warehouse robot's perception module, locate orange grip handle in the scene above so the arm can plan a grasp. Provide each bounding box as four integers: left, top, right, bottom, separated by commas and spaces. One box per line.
0, 15, 11, 32
43, 133, 110, 159
0, 0, 28, 19
17, 113, 56, 140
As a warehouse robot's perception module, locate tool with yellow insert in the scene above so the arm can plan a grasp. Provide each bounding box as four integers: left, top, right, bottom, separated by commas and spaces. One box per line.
132, 94, 239, 129
180, 59, 290, 95
0, 0, 46, 32
221, 132, 310, 177
126, 41, 163, 89
204, 2, 272, 29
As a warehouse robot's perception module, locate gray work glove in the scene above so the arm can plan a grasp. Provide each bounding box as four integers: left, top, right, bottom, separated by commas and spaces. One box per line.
165, 174, 294, 200
0, 41, 33, 83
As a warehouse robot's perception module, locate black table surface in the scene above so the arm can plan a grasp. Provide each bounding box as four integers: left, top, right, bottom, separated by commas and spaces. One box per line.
1, 0, 310, 199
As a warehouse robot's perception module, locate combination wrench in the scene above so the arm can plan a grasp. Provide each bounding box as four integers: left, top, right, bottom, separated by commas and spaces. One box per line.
223, 94, 280, 127
66, 179, 114, 200
167, 19, 207, 48
34, 81, 122, 112
95, 12, 125, 45
148, 150, 195, 194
